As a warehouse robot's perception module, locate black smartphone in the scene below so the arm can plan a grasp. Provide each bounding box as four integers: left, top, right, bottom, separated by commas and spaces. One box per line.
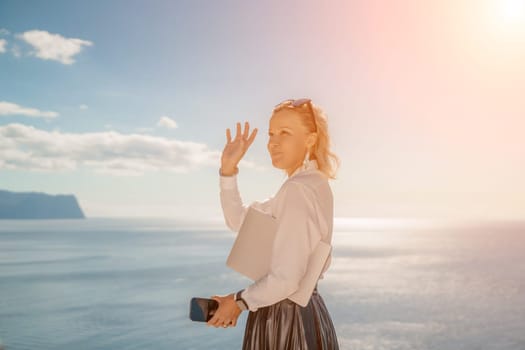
189, 297, 219, 322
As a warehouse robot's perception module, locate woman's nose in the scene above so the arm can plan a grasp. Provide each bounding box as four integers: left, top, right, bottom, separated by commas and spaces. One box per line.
268, 142, 280, 150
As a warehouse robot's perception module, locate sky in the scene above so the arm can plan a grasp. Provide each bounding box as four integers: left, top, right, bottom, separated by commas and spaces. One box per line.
0, 0, 524, 220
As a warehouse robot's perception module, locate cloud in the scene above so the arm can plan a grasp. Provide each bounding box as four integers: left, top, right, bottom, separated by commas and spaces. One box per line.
157, 116, 178, 129
0, 101, 59, 119
0, 123, 258, 176
11, 44, 21, 57
16, 30, 93, 64
0, 39, 6, 53
79, 104, 88, 110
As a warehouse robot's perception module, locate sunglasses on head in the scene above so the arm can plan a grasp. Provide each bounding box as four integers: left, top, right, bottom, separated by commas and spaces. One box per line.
274, 98, 312, 110
273, 98, 317, 131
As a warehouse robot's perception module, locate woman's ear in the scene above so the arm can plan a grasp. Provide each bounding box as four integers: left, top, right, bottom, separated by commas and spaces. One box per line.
306, 132, 317, 149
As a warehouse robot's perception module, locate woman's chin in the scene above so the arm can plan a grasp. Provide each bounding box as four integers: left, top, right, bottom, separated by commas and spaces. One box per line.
271, 158, 285, 167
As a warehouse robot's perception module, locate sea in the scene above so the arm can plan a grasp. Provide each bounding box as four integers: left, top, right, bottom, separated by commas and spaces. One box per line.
0, 217, 524, 350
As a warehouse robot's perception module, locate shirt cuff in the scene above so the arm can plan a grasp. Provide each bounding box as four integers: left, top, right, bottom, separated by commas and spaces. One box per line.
239, 284, 264, 312
219, 173, 239, 190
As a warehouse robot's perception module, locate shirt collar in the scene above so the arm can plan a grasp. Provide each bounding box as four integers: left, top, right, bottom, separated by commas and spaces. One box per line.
288, 159, 319, 179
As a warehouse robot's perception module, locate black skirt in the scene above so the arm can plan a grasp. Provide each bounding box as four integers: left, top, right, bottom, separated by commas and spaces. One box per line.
241, 284, 340, 350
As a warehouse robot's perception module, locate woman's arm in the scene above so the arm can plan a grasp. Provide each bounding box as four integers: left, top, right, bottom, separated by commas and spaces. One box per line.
219, 172, 274, 232
236, 180, 322, 312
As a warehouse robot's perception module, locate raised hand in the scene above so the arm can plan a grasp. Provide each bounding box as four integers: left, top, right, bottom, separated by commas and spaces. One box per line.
221, 121, 258, 174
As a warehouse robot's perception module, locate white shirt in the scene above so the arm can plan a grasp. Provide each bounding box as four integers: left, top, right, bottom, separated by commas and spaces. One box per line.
219, 159, 334, 312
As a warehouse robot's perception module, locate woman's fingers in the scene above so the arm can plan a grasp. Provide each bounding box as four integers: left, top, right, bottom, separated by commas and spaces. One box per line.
208, 296, 225, 327
206, 295, 239, 328
243, 121, 249, 139
235, 122, 241, 141
226, 121, 257, 148
247, 127, 257, 146
208, 314, 229, 328
208, 315, 223, 327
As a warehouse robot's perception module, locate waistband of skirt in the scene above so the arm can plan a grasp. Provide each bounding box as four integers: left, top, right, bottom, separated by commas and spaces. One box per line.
279, 283, 320, 306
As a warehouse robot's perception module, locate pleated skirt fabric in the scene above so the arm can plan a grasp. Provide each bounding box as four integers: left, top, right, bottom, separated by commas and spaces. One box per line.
241, 285, 339, 350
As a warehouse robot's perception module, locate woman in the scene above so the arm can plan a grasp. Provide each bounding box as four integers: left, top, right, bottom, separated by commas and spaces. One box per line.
208, 98, 340, 349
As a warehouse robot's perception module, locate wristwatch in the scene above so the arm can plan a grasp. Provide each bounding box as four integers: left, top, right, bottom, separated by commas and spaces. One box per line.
234, 289, 249, 311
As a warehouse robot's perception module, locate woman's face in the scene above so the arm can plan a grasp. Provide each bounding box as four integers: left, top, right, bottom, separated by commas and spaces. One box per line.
267, 109, 316, 176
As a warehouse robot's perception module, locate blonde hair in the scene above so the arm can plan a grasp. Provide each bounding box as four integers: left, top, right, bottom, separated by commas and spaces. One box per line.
272, 101, 340, 180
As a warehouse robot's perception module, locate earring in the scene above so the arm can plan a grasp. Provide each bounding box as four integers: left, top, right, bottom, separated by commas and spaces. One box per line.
303, 150, 310, 169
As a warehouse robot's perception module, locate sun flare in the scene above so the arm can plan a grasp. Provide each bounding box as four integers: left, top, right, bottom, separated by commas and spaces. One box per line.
490, 0, 525, 34
500, 0, 525, 24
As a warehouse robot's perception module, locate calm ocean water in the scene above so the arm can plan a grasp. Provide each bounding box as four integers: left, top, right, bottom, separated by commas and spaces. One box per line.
0, 218, 524, 350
